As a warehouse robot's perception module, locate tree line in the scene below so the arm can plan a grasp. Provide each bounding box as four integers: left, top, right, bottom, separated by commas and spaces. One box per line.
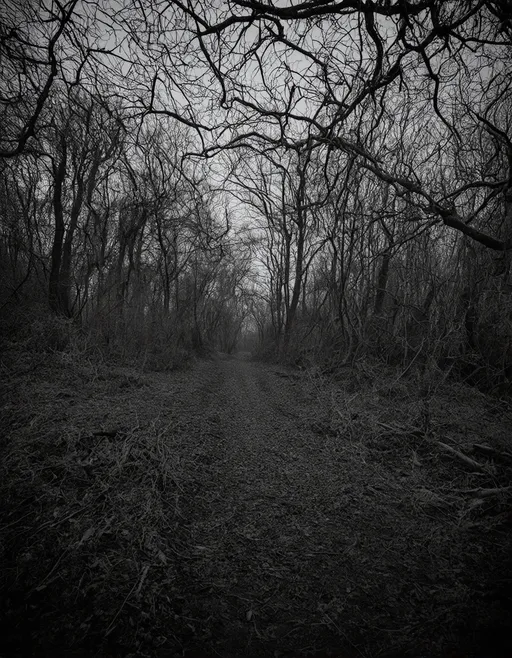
1, 0, 511, 386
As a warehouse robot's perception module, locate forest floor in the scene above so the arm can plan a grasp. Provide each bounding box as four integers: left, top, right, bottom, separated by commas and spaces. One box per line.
1, 349, 512, 658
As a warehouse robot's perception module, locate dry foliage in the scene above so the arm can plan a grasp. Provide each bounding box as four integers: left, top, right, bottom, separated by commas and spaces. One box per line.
1, 347, 511, 657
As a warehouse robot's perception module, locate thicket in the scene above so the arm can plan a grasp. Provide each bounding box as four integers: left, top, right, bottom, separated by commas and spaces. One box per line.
0, 94, 251, 368
1, 1, 511, 392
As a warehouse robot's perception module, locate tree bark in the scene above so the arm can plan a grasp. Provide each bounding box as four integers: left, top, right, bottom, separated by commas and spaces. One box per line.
49, 136, 68, 315
374, 249, 392, 315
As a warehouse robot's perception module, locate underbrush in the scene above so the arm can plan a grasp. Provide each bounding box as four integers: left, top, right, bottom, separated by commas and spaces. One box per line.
302, 356, 512, 656
0, 304, 196, 374
1, 347, 511, 657
0, 350, 205, 656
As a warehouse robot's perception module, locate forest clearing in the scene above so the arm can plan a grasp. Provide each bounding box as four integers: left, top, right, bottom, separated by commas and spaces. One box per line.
1, 349, 511, 657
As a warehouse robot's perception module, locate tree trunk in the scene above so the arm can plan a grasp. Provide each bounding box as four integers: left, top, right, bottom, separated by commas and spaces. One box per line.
284, 227, 304, 350
59, 176, 85, 316
49, 137, 68, 315
374, 249, 392, 315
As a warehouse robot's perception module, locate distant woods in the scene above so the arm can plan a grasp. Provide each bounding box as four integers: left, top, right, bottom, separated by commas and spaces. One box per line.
1, 0, 511, 386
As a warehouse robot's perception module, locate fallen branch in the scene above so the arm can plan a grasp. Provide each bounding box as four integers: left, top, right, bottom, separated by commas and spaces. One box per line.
462, 487, 512, 497
437, 441, 485, 471
472, 443, 512, 463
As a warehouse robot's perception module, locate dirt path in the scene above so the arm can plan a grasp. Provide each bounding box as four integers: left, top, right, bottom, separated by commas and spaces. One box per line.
169, 353, 368, 657
153, 355, 511, 658
2, 351, 512, 658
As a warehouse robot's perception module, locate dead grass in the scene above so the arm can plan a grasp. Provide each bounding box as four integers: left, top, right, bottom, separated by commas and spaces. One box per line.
1, 348, 511, 657
0, 347, 209, 657
294, 357, 512, 656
